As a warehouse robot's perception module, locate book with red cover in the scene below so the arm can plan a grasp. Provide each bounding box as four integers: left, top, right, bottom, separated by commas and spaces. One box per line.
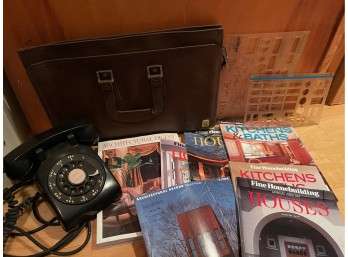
219, 122, 314, 165
229, 162, 330, 192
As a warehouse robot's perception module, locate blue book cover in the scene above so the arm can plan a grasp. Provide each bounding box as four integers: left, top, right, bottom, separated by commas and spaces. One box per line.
184, 130, 230, 181
135, 177, 240, 257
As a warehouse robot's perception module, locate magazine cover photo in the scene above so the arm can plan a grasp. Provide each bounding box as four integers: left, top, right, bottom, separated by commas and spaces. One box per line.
236, 177, 344, 257
184, 130, 230, 181
135, 177, 240, 257
96, 133, 179, 245
219, 122, 314, 165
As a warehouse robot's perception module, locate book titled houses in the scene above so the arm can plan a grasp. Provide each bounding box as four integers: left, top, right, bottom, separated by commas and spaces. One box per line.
236, 177, 344, 257
219, 121, 314, 165
96, 133, 180, 246
184, 130, 230, 181
135, 177, 240, 257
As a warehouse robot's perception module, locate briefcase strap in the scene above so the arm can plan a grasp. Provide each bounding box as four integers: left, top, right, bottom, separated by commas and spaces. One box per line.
96, 65, 165, 123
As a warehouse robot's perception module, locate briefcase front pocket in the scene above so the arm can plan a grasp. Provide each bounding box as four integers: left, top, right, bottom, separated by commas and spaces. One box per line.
25, 43, 223, 139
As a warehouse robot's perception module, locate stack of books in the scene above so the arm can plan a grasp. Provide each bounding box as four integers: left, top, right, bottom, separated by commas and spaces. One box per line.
94, 123, 344, 257
219, 121, 344, 257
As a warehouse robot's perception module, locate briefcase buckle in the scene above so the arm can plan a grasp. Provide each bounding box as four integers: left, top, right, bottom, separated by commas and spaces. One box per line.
96, 70, 114, 84
147, 65, 163, 79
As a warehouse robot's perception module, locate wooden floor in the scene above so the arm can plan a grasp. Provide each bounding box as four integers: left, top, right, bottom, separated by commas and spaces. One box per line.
295, 104, 345, 220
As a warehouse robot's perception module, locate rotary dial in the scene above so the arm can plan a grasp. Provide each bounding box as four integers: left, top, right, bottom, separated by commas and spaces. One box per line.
47, 153, 105, 205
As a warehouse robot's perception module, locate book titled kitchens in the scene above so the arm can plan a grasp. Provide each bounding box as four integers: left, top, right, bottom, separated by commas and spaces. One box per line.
236, 177, 344, 257
229, 162, 330, 191
219, 121, 314, 165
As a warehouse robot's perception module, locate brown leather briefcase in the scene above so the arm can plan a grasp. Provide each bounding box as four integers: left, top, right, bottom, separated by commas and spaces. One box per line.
18, 25, 226, 140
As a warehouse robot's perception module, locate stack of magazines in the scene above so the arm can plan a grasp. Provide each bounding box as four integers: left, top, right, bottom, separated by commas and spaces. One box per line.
94, 123, 344, 257
219, 121, 344, 257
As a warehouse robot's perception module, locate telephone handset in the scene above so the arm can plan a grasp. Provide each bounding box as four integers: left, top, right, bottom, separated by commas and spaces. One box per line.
4, 120, 122, 231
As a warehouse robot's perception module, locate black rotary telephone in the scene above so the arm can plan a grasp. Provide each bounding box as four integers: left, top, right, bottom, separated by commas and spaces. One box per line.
3, 120, 122, 256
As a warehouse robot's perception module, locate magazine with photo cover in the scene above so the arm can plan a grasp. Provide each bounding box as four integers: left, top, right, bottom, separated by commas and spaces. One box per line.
229, 162, 330, 192
219, 121, 315, 165
96, 133, 180, 246
160, 139, 191, 188
236, 177, 344, 257
184, 129, 230, 181
135, 177, 240, 257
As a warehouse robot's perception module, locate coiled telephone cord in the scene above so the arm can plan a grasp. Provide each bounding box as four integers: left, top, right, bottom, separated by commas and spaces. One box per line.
3, 181, 91, 257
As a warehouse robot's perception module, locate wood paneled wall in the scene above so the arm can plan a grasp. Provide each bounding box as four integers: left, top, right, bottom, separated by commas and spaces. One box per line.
3, 0, 344, 134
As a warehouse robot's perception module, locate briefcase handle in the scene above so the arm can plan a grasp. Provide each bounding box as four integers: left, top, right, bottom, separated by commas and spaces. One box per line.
97, 65, 165, 123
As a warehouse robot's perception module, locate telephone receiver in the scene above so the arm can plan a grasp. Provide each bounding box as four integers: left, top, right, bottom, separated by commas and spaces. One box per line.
4, 120, 122, 231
